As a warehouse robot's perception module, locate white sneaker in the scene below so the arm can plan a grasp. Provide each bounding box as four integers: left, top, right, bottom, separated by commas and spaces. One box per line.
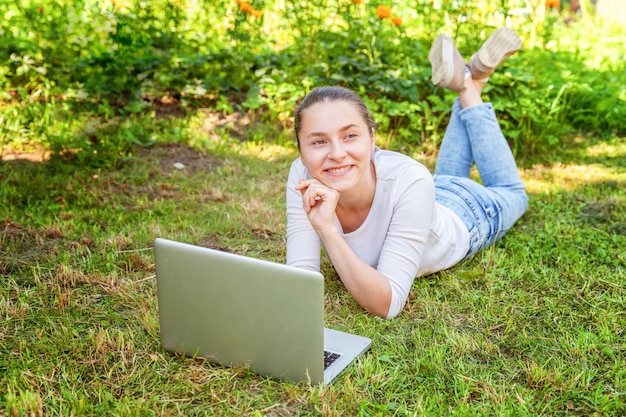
429, 33, 467, 92
469, 27, 522, 80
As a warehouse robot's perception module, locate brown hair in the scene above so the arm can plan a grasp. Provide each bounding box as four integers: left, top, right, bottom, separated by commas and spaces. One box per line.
293, 86, 377, 146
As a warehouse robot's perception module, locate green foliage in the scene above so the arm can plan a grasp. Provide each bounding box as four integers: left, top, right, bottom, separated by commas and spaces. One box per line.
1, 0, 625, 165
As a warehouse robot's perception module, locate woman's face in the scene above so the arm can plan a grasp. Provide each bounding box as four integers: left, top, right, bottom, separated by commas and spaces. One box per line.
297, 100, 375, 195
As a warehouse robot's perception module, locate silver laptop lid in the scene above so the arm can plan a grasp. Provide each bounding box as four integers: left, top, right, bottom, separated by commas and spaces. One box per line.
154, 238, 326, 383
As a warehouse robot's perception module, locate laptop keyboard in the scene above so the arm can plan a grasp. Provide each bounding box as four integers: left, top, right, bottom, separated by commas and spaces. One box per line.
324, 350, 342, 370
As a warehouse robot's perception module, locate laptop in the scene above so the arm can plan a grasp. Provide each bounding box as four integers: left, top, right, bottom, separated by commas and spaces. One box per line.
154, 238, 371, 385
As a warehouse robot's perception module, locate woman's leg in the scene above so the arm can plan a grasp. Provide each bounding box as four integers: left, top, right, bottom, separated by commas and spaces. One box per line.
430, 35, 476, 179
431, 35, 527, 257
457, 78, 526, 191
434, 101, 528, 258
434, 98, 473, 178
431, 28, 524, 189
432, 33, 489, 179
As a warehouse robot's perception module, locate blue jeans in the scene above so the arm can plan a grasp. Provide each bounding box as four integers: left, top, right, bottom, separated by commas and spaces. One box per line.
434, 99, 528, 258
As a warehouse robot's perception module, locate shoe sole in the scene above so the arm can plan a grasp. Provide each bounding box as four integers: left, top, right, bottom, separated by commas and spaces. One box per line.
475, 27, 522, 69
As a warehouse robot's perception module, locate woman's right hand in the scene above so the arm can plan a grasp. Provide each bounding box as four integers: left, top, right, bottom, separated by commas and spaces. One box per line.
295, 179, 339, 235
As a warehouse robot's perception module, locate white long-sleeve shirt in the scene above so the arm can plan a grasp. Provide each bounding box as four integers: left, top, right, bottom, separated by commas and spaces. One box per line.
286, 147, 470, 318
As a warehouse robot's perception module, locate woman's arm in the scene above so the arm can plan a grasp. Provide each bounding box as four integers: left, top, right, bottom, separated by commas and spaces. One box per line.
286, 161, 321, 270
317, 227, 392, 317
316, 173, 435, 318
375, 173, 435, 317
295, 177, 394, 318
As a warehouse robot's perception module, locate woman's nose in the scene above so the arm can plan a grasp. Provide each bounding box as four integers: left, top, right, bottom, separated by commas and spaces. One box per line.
328, 142, 347, 160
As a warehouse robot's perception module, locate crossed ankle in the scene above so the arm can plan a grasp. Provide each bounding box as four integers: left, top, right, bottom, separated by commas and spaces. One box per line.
465, 64, 489, 84
464, 65, 472, 79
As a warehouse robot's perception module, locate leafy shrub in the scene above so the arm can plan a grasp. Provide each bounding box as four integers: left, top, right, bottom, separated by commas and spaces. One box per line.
0, 0, 624, 165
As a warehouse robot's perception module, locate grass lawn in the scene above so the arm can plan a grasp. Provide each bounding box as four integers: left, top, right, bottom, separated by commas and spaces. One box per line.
1, 126, 625, 415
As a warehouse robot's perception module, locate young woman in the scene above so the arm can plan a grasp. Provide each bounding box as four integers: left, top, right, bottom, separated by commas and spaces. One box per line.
285, 28, 528, 319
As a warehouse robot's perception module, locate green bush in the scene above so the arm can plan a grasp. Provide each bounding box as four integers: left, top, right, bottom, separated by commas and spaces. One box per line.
0, 0, 624, 166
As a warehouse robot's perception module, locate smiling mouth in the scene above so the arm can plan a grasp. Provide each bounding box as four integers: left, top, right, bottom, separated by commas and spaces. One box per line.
326, 165, 352, 175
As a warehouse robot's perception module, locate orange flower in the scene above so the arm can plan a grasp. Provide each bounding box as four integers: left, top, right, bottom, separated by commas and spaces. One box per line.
251, 9, 264, 17
391, 16, 402, 26
376, 5, 392, 19
545, 0, 560, 8
239, 2, 253, 13
351, 0, 364, 3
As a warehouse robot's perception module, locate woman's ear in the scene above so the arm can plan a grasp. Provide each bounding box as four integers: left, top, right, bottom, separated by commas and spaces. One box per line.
370, 129, 376, 151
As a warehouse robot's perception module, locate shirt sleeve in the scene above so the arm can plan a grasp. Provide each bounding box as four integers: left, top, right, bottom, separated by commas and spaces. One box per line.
377, 164, 436, 318
285, 159, 321, 271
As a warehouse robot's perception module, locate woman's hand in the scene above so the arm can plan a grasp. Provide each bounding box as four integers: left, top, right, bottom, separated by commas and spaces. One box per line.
295, 179, 339, 234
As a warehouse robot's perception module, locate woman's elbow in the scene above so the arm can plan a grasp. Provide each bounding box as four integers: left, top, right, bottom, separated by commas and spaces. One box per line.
363, 297, 394, 319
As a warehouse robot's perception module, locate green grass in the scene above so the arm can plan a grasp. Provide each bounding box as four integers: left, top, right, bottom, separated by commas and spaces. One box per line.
1, 126, 625, 415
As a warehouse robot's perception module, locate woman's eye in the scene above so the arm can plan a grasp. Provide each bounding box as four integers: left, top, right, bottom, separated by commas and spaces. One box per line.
312, 139, 326, 145
345, 133, 357, 140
